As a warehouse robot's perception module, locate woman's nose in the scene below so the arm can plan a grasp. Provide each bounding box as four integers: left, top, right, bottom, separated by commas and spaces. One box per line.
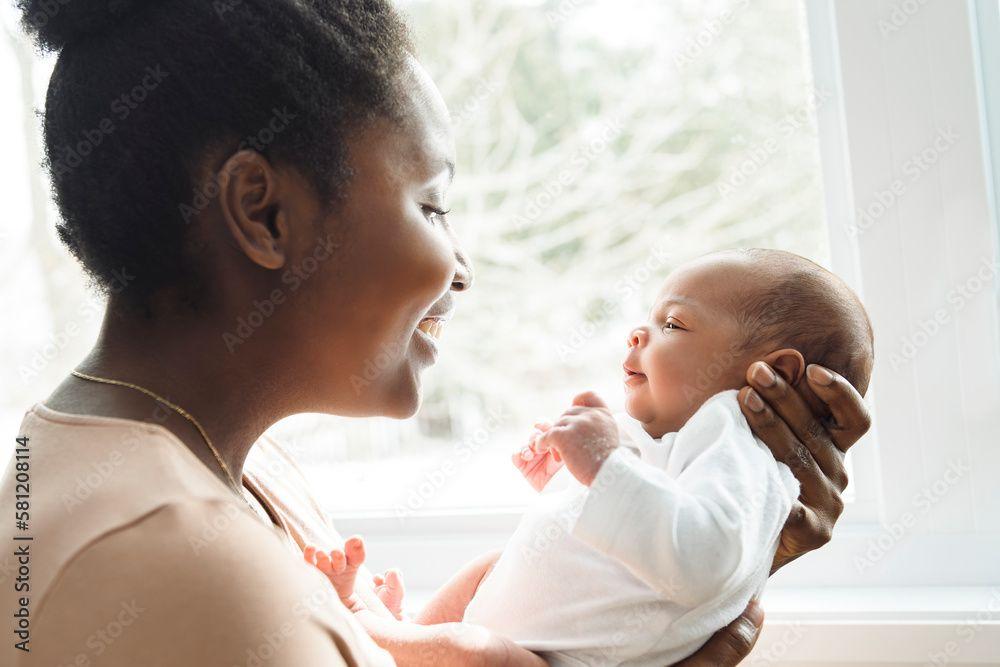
628, 327, 649, 349
451, 250, 474, 292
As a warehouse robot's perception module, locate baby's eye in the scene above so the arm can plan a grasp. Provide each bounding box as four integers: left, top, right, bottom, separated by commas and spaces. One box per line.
661, 319, 685, 332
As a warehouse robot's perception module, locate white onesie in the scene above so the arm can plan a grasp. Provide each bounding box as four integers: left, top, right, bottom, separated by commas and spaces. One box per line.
463, 390, 799, 666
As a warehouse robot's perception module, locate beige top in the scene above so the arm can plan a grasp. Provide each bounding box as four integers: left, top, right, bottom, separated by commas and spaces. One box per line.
1, 404, 395, 667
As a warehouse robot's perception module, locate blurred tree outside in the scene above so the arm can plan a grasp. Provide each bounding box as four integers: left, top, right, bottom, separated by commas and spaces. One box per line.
0, 0, 829, 513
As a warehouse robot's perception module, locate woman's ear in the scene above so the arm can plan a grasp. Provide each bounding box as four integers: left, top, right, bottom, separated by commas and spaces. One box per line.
761, 348, 807, 386
217, 150, 288, 270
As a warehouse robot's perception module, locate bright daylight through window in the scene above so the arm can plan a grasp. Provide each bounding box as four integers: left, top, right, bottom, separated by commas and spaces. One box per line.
264, 0, 833, 515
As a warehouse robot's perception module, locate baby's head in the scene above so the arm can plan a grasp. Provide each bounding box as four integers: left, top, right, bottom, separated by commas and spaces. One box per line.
623, 249, 874, 437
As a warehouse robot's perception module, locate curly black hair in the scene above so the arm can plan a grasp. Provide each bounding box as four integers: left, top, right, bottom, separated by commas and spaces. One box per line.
16, 0, 412, 313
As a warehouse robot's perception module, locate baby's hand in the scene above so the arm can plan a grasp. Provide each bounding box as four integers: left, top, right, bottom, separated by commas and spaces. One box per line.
535, 391, 619, 487
304, 536, 368, 613
512, 422, 565, 492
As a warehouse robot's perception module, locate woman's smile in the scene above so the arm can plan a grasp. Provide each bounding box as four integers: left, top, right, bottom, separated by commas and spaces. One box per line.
415, 316, 447, 359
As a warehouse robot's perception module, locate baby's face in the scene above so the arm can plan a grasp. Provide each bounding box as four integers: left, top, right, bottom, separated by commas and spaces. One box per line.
623, 255, 758, 437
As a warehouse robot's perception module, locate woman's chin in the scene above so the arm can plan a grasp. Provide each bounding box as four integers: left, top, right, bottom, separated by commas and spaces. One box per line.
383, 393, 421, 419
379, 370, 424, 419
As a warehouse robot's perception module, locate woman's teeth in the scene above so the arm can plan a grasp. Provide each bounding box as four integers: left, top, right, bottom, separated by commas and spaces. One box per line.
417, 319, 444, 339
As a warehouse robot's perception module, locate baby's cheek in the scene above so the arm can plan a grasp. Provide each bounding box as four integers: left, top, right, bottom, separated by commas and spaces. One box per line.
650, 361, 704, 420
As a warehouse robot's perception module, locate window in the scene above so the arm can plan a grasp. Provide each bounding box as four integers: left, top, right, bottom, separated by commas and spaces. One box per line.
270, 0, 836, 517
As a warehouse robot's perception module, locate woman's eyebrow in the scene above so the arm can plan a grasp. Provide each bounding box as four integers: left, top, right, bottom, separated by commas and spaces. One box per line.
443, 159, 455, 183
422, 157, 454, 188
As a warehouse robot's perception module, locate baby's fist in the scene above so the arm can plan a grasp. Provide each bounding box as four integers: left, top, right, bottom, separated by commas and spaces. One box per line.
513, 422, 564, 492
536, 391, 618, 486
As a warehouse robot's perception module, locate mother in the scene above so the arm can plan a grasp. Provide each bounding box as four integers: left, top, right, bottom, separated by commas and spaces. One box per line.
4, 0, 869, 665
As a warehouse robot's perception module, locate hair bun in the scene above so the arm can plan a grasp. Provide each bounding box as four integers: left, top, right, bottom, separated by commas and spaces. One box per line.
17, 0, 154, 51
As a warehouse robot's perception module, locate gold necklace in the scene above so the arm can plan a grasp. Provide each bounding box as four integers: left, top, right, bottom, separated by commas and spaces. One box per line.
70, 369, 246, 499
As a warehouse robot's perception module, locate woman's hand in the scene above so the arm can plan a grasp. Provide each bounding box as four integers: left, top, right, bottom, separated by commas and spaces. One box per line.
672, 600, 765, 666
738, 362, 872, 573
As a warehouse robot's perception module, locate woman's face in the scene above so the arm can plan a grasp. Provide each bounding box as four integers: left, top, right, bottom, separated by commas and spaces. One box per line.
289, 59, 470, 418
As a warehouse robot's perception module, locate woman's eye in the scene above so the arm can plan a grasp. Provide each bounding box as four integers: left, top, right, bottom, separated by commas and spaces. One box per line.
421, 204, 450, 225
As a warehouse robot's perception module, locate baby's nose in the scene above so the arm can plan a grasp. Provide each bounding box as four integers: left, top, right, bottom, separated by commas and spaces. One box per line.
628, 327, 649, 349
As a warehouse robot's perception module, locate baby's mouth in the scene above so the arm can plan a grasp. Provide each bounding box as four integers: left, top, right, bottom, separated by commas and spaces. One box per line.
623, 363, 647, 385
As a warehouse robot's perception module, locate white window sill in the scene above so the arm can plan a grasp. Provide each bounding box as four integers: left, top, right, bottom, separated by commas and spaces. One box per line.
751, 586, 1000, 665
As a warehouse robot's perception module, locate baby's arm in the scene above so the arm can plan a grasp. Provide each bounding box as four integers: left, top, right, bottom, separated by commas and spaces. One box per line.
414, 550, 502, 625
541, 392, 793, 607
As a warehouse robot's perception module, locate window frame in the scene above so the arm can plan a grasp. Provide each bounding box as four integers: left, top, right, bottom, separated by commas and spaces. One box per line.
336, 10, 1000, 660
332, 0, 1000, 615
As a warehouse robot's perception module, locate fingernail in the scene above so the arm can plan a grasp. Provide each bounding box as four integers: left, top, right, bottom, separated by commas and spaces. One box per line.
520, 447, 534, 461
808, 364, 835, 386
752, 362, 776, 387
744, 389, 765, 413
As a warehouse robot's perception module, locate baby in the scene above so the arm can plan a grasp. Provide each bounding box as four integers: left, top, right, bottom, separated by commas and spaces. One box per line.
307, 248, 874, 666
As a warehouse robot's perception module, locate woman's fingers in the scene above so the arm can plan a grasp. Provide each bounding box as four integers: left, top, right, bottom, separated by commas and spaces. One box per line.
672, 600, 764, 666
738, 385, 831, 503
743, 363, 848, 492
771, 501, 837, 573
805, 364, 872, 453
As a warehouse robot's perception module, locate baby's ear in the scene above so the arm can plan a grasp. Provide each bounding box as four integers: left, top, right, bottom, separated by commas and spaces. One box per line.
761, 348, 806, 385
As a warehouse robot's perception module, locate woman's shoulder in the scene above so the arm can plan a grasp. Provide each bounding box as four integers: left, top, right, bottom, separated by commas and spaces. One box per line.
4, 406, 394, 666
3, 403, 244, 592
27, 496, 393, 667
